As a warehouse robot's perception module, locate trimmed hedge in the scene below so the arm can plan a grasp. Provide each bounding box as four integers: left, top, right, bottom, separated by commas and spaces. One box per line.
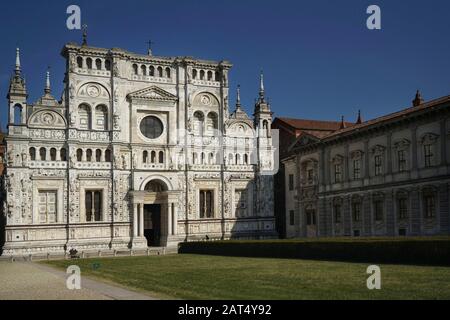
178, 238, 450, 266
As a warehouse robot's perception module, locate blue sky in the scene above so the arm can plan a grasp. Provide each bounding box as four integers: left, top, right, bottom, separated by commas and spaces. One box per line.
1, 0, 450, 130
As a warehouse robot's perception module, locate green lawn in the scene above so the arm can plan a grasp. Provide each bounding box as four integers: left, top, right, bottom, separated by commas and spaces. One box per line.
44, 254, 450, 300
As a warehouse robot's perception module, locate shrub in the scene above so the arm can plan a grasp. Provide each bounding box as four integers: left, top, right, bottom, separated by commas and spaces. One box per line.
178, 237, 450, 266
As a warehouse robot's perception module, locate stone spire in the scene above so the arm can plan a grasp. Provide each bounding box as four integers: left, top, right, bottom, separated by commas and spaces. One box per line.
230, 85, 251, 120
340, 115, 346, 129
44, 67, 51, 95
356, 109, 363, 124
82, 24, 88, 46
8, 47, 27, 100
236, 84, 242, 108
412, 90, 424, 107
258, 70, 265, 103
15, 48, 21, 75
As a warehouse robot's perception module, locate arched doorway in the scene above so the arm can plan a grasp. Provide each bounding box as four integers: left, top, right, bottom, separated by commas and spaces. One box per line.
143, 180, 167, 247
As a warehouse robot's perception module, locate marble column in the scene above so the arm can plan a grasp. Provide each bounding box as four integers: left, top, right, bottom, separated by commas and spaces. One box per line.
168, 202, 173, 236
173, 203, 178, 235
133, 203, 138, 237
139, 203, 144, 237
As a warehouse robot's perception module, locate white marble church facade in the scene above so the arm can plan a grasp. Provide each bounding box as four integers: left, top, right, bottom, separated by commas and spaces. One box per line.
2, 42, 276, 256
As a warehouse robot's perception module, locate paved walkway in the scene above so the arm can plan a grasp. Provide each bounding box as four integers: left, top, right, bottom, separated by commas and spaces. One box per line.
0, 261, 157, 300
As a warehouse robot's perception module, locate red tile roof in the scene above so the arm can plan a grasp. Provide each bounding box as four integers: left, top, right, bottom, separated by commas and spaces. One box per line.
276, 117, 354, 131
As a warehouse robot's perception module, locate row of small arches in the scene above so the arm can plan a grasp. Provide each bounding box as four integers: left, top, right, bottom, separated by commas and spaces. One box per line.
132, 64, 171, 78
190, 153, 251, 165
77, 56, 111, 71
76, 148, 112, 162
143, 150, 164, 164
192, 69, 220, 82
30, 147, 67, 161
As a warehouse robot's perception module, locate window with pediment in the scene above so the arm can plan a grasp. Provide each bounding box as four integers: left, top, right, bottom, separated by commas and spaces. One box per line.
393, 139, 410, 172
350, 150, 363, 180
332, 155, 344, 183
370, 145, 385, 176
420, 133, 439, 168
396, 190, 409, 220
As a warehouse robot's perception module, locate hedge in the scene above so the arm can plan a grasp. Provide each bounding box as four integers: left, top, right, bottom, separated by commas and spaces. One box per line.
178, 238, 450, 266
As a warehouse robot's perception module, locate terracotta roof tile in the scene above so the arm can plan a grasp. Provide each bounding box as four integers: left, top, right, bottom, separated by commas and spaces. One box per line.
276, 117, 354, 131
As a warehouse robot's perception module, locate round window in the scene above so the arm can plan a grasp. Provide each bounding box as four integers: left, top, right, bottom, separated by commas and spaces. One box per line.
140, 116, 163, 139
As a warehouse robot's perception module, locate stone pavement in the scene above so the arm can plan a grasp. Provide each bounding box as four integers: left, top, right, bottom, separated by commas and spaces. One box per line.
0, 261, 158, 300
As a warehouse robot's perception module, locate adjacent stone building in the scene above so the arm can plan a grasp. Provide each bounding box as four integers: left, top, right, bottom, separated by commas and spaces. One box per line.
282, 92, 450, 238
2, 42, 276, 256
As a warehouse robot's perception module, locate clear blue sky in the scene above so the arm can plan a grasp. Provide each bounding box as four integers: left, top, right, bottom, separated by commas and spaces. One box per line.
1, 0, 450, 130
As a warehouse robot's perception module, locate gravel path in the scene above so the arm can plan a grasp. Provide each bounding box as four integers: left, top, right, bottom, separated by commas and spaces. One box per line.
0, 261, 157, 300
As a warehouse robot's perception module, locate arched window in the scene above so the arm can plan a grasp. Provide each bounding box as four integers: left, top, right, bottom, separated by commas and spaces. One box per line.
193, 111, 204, 136
201, 152, 206, 165
86, 149, 92, 162
193, 152, 198, 165
236, 154, 241, 165
206, 112, 218, 133
13, 104, 22, 125
50, 148, 57, 161
105, 149, 111, 162
262, 120, 270, 137
105, 60, 111, 71
132, 64, 138, 75
215, 71, 220, 81
207, 71, 213, 81
200, 70, 205, 80
157, 66, 163, 77
95, 59, 102, 70
209, 153, 214, 165
39, 148, 46, 161
86, 57, 93, 69
149, 66, 155, 76
193, 69, 197, 79
95, 105, 108, 130
95, 149, 102, 162
151, 151, 156, 163
227, 153, 233, 165
77, 56, 83, 68
78, 104, 91, 130
144, 180, 167, 192
141, 65, 147, 76
77, 149, 83, 162
159, 151, 164, 164
165, 67, 171, 78
244, 154, 249, 165
143, 151, 148, 163
60, 148, 67, 161
29, 147, 36, 161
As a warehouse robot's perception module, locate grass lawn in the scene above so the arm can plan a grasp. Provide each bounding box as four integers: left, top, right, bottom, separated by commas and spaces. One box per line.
43, 254, 450, 300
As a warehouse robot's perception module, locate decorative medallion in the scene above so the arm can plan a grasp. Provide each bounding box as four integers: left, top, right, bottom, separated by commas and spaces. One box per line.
86, 85, 100, 98
201, 95, 211, 106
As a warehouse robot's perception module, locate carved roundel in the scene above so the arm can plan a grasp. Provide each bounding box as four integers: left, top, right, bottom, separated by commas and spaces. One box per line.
200, 95, 211, 106
86, 85, 101, 98
41, 112, 55, 125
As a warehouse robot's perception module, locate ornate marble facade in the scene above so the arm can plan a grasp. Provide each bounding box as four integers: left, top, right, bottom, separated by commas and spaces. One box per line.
2, 43, 276, 256
283, 93, 450, 238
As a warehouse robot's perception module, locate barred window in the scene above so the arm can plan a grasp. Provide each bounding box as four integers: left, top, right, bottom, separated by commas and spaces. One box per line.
85, 190, 102, 222
352, 202, 361, 222
334, 164, 342, 183
424, 195, 435, 218
288, 174, 294, 191
199, 190, 214, 218
289, 210, 295, 226
424, 145, 433, 167
398, 198, 408, 220
353, 159, 361, 179
374, 155, 383, 176
398, 150, 407, 172
374, 200, 384, 221
334, 204, 342, 223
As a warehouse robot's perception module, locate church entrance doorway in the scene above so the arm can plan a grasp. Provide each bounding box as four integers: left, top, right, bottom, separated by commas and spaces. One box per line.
144, 204, 161, 247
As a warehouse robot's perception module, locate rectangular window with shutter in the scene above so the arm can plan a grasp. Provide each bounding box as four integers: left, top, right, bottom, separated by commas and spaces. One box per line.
85, 190, 103, 222
38, 191, 57, 224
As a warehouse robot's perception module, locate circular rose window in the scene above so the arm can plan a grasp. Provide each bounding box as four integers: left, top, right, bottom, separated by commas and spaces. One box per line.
140, 116, 163, 139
